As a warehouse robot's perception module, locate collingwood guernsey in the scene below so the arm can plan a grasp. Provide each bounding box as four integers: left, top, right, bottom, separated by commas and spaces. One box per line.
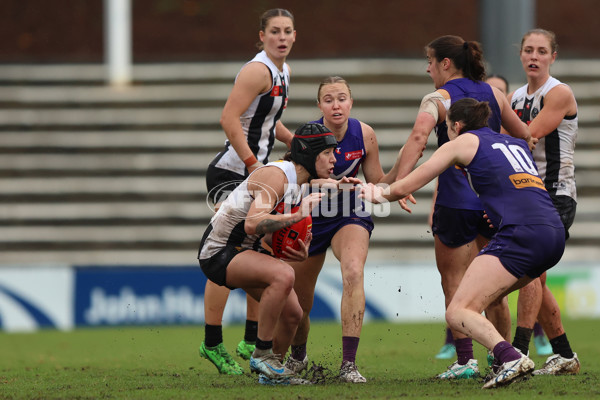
511, 76, 577, 200
212, 50, 290, 176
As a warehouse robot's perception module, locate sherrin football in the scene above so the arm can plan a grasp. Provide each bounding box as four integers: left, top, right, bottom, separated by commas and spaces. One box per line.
271, 215, 312, 259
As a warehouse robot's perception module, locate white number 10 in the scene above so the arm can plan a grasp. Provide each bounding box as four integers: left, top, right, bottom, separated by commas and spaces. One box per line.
491, 143, 538, 175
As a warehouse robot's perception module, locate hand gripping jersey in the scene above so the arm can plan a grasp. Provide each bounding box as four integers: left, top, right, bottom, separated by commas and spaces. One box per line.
436, 78, 502, 210
462, 127, 563, 230
510, 76, 577, 200
211, 50, 290, 176
198, 161, 303, 260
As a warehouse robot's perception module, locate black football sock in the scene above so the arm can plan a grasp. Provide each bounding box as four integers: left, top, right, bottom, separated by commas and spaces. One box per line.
244, 319, 258, 343
549, 333, 574, 359
512, 326, 533, 355
204, 324, 223, 348
253, 337, 273, 357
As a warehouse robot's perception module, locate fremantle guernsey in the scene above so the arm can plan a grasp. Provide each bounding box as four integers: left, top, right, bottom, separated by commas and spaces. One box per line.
436, 78, 502, 210
212, 51, 290, 176
312, 117, 370, 221
510, 76, 577, 200
462, 127, 563, 229
198, 161, 302, 260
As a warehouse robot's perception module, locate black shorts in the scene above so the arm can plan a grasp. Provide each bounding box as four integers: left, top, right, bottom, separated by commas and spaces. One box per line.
206, 165, 246, 205
199, 245, 270, 290
550, 195, 577, 240
432, 205, 496, 248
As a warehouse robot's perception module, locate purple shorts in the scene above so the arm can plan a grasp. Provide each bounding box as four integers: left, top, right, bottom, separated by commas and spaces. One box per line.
432, 205, 496, 247
479, 224, 565, 279
308, 215, 374, 256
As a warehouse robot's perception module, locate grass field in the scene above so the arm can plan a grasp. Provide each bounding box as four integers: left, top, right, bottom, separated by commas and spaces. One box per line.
1, 319, 599, 399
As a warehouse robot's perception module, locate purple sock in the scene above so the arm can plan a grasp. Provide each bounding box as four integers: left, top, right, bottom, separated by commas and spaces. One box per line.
533, 322, 544, 337
493, 341, 522, 364
455, 337, 473, 365
445, 327, 455, 345
342, 336, 360, 363
291, 343, 307, 360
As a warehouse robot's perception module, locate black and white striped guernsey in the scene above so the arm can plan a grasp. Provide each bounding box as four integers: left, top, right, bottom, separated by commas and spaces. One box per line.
198, 161, 302, 260
212, 50, 290, 176
510, 76, 577, 200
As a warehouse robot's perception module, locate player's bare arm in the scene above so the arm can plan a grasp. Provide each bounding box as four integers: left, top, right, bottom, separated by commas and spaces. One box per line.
528, 85, 577, 139
395, 91, 445, 181
220, 62, 271, 171
361, 134, 477, 203
275, 120, 294, 148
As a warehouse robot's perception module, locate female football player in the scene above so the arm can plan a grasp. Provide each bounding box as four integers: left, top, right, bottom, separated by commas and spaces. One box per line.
199, 122, 339, 383
200, 8, 296, 375
285, 76, 399, 383
508, 28, 580, 375
394, 35, 531, 379
361, 98, 565, 389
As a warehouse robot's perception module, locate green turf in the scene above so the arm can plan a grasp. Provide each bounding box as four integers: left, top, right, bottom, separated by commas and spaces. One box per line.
1, 320, 599, 399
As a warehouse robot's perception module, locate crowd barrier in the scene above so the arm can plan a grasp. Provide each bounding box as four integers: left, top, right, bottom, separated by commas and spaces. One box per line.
1, 261, 598, 332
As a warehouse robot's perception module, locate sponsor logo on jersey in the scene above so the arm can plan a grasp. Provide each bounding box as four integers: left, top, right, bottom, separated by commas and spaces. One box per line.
345, 150, 363, 161
509, 173, 545, 190
271, 85, 284, 96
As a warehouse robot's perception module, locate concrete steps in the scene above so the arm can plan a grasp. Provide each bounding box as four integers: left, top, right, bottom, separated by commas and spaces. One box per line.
1, 59, 599, 265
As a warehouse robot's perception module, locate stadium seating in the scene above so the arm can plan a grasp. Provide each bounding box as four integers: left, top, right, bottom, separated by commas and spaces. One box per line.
0, 60, 598, 265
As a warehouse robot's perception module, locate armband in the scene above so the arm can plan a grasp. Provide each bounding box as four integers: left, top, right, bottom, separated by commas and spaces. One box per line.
418, 92, 446, 121
243, 155, 258, 168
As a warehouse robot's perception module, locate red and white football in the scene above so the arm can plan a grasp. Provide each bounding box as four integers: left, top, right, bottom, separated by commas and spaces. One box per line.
271, 215, 312, 259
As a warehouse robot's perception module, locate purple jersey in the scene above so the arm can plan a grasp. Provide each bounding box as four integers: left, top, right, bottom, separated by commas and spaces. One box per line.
308, 117, 373, 256
462, 127, 563, 229
436, 79, 501, 210
316, 117, 366, 179
312, 117, 368, 218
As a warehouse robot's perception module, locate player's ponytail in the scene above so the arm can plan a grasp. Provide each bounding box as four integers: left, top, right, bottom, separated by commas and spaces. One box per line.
427, 35, 486, 82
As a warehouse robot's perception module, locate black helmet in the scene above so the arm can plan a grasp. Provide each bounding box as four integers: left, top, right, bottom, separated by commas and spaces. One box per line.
290, 123, 337, 179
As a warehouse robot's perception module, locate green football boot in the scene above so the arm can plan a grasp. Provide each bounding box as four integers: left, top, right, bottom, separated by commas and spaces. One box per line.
236, 340, 256, 360
199, 342, 244, 375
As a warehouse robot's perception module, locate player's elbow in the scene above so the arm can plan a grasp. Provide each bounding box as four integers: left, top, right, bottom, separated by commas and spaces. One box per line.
219, 112, 236, 134
409, 130, 430, 148
219, 115, 229, 132
244, 220, 258, 235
